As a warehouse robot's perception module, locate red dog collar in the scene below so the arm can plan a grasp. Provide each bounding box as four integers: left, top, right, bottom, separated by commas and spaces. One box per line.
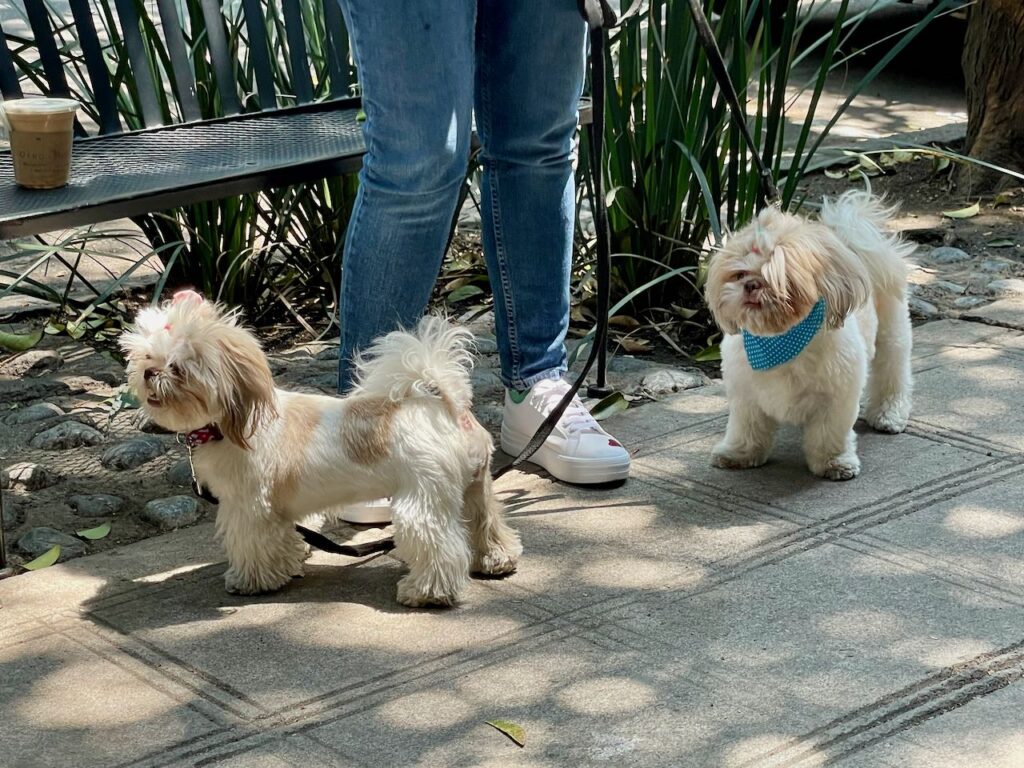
182, 424, 223, 449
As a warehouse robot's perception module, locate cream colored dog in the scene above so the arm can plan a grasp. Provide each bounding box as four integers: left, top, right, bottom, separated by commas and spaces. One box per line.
704, 191, 914, 480
121, 291, 521, 606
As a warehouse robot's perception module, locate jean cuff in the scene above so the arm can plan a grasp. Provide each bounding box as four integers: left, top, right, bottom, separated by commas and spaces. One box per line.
502, 366, 566, 393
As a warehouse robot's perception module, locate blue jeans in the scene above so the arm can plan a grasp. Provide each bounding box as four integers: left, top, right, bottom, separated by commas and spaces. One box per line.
335, 0, 587, 393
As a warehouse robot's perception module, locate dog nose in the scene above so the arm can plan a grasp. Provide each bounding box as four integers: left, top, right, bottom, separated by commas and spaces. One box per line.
144, 367, 159, 381
744, 278, 765, 294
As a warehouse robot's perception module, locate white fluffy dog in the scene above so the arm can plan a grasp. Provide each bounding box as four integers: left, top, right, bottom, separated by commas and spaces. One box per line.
121, 291, 521, 606
704, 191, 915, 480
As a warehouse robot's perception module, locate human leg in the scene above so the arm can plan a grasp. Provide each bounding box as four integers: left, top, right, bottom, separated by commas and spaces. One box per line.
336, 0, 476, 392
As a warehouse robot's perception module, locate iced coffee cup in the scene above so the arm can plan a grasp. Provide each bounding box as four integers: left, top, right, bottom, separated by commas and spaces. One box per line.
0, 97, 80, 189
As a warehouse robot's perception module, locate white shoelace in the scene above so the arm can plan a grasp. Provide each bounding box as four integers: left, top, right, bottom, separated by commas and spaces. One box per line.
532, 383, 602, 435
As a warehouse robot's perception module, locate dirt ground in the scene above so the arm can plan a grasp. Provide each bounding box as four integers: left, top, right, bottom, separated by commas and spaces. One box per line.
802, 158, 1024, 317
2, 159, 1022, 569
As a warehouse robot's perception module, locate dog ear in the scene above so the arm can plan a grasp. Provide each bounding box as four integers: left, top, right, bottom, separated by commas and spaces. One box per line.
770, 225, 870, 329
704, 255, 740, 335
762, 246, 789, 301
760, 243, 821, 321
813, 231, 871, 328
172, 289, 204, 307
215, 327, 277, 449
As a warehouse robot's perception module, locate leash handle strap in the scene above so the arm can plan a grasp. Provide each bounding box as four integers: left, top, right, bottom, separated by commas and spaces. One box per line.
685, 0, 780, 206
296, 524, 396, 557
577, 0, 618, 29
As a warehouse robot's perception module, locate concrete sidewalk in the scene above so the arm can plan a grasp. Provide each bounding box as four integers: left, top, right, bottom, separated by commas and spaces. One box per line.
3, 307, 1024, 768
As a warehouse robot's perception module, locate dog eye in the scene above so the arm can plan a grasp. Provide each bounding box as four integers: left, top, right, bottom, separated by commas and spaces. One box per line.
169, 363, 183, 377
732, 270, 749, 282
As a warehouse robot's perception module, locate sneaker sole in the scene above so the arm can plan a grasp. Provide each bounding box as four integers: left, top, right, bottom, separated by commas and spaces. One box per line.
501, 424, 630, 485
336, 504, 393, 525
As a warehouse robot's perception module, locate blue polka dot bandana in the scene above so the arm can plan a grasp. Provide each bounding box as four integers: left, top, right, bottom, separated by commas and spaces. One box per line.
741, 298, 826, 371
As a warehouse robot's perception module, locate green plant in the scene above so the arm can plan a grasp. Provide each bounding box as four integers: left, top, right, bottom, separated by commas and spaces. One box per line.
0, 226, 172, 340
3, 0, 359, 329
577, 0, 960, 352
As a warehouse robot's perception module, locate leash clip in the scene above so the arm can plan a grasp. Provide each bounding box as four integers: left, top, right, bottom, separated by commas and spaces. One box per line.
178, 434, 220, 505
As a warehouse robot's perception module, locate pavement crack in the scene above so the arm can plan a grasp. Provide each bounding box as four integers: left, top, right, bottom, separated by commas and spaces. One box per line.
743, 639, 1024, 767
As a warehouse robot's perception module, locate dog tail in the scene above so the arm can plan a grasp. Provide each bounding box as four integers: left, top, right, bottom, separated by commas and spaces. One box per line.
819, 190, 915, 298
351, 315, 476, 412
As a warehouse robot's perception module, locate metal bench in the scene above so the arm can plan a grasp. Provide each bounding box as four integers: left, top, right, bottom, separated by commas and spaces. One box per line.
0, 0, 592, 240
0, 0, 371, 239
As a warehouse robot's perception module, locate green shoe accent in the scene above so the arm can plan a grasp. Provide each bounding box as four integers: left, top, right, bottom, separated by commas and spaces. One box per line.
508, 387, 529, 404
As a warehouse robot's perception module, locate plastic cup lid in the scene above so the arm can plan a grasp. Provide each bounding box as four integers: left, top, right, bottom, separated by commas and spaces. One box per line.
1, 97, 80, 115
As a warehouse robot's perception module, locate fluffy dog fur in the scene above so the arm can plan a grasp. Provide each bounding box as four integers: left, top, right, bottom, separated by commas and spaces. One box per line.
704, 191, 915, 480
120, 291, 521, 606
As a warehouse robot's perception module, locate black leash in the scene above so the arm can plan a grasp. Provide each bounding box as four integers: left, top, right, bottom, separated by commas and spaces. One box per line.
295, 525, 395, 557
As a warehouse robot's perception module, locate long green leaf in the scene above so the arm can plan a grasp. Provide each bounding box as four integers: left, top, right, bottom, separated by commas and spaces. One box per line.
76, 522, 112, 540
23, 546, 61, 570
0, 328, 43, 352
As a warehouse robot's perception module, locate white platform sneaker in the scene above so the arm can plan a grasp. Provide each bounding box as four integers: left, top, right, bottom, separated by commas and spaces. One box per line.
500, 378, 630, 485
336, 497, 393, 525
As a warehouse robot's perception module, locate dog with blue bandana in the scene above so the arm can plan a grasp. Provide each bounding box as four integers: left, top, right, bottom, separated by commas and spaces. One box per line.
704, 191, 914, 480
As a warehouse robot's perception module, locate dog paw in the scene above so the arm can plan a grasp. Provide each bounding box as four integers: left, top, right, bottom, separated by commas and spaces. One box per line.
474, 547, 520, 577
396, 576, 458, 608
812, 457, 861, 481
711, 450, 768, 470
866, 405, 908, 435
224, 568, 291, 595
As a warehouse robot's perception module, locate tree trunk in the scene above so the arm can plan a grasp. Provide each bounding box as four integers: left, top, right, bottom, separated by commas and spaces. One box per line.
960, 0, 1024, 193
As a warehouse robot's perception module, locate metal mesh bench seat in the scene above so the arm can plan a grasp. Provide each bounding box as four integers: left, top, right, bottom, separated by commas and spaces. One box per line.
0, 101, 366, 239
0, 96, 592, 240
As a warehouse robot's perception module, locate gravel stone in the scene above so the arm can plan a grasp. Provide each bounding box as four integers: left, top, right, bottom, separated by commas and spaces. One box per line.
28, 421, 104, 450
987, 278, 1024, 297
5, 402, 66, 425
101, 437, 167, 470
928, 246, 970, 264
471, 369, 504, 397
0, 379, 72, 406
68, 494, 125, 517
2, 493, 23, 530
473, 336, 498, 355
17, 526, 86, 560
640, 368, 709, 395
954, 296, 988, 309
141, 495, 201, 529
3, 462, 60, 491
929, 280, 966, 296
0, 350, 64, 378
167, 461, 194, 488
908, 297, 940, 319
